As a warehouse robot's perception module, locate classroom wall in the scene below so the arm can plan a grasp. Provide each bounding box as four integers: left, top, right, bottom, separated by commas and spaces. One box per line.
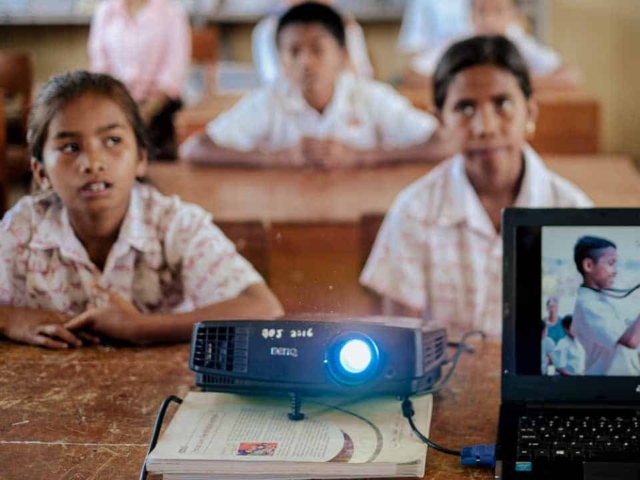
1, 0, 639, 160
547, 0, 640, 161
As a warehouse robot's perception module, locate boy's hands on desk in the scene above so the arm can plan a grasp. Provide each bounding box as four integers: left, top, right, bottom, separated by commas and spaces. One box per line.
2, 308, 82, 349
300, 137, 358, 168
65, 286, 148, 345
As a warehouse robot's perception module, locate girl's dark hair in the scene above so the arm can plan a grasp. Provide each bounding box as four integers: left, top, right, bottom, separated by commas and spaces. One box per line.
276, 1, 346, 48
432, 35, 533, 111
28, 70, 150, 162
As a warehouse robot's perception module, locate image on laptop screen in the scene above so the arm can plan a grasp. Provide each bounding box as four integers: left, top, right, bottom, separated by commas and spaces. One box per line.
541, 227, 640, 377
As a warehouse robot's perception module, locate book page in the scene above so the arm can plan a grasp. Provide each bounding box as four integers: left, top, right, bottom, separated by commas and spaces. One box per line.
148, 392, 431, 465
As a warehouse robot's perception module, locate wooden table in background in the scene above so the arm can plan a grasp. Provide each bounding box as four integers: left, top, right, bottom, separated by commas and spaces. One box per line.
178, 88, 601, 155
0, 339, 500, 480
148, 155, 640, 223
148, 155, 640, 316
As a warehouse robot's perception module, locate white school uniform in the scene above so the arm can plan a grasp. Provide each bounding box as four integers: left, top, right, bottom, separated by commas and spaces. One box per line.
542, 336, 556, 375
573, 287, 640, 376
252, 14, 374, 84
206, 72, 438, 155
412, 24, 562, 77
359, 145, 593, 339
398, 0, 472, 54
551, 336, 586, 375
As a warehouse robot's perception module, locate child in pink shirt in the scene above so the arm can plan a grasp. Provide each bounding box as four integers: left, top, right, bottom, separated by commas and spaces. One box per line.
88, 0, 191, 158
0, 71, 283, 349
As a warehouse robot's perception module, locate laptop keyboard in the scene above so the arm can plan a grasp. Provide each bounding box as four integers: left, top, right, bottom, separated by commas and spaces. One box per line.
517, 412, 640, 462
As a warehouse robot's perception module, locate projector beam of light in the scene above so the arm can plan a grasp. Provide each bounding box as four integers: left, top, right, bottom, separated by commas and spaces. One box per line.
339, 339, 373, 374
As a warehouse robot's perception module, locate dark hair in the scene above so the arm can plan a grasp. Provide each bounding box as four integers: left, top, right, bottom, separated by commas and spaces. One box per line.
28, 70, 150, 163
432, 35, 532, 111
546, 297, 558, 307
574, 236, 617, 276
275, 2, 346, 49
561, 315, 573, 331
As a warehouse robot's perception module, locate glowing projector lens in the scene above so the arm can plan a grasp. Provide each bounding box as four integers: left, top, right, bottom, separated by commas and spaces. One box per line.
338, 339, 373, 374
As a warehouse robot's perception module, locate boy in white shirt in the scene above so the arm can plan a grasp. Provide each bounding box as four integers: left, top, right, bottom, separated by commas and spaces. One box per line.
252, 0, 373, 83
551, 315, 586, 376
572, 236, 640, 376
179, 2, 452, 167
409, 0, 580, 90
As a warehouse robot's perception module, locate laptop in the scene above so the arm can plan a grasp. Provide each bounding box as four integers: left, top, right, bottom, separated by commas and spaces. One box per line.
496, 208, 640, 480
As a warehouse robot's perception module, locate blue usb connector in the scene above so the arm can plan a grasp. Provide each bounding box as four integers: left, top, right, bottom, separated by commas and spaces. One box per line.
461, 444, 496, 468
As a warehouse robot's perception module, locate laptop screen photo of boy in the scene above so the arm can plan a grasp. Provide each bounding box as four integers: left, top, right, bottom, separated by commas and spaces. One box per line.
541, 228, 640, 377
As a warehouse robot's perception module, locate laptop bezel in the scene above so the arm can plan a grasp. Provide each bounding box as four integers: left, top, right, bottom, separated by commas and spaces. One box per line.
502, 207, 640, 404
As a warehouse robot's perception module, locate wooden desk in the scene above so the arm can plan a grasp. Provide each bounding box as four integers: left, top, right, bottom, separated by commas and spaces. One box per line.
148, 155, 640, 223
149, 155, 640, 315
0, 338, 500, 480
397, 85, 601, 155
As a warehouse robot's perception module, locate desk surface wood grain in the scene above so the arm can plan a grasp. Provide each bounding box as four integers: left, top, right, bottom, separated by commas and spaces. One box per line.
148, 155, 640, 223
0, 338, 499, 480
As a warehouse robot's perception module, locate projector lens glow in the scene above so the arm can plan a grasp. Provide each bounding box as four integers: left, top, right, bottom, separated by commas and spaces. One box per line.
338, 339, 373, 374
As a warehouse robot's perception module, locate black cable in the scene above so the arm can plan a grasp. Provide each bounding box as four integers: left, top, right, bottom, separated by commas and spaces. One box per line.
585, 283, 640, 299
401, 397, 461, 456
139, 395, 183, 480
401, 330, 487, 457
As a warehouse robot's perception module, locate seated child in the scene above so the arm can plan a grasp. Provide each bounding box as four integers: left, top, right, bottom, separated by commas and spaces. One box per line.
179, 1, 453, 168
0, 71, 283, 349
253, 0, 373, 83
409, 0, 580, 90
550, 315, 586, 375
572, 236, 640, 375
360, 36, 592, 339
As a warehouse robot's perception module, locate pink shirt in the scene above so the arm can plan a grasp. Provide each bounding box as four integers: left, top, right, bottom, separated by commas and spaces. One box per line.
360, 145, 593, 339
0, 184, 262, 316
88, 0, 191, 101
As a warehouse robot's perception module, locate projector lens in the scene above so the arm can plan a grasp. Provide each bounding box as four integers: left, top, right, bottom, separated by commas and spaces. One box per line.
326, 333, 380, 385
339, 339, 372, 374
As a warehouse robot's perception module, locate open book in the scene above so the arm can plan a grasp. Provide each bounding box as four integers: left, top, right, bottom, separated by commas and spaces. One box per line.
146, 391, 433, 480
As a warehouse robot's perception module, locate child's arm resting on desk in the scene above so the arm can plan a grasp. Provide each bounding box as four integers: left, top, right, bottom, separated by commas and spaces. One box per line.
0, 307, 83, 349
178, 132, 306, 167
64, 283, 283, 345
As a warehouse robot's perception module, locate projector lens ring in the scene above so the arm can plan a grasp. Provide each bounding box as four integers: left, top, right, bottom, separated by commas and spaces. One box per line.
326, 333, 380, 385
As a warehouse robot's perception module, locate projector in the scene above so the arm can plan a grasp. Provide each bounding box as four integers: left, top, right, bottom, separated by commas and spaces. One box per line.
189, 316, 447, 402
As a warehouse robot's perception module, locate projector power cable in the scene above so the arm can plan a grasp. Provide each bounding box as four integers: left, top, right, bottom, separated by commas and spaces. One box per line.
401, 330, 496, 468
139, 394, 183, 480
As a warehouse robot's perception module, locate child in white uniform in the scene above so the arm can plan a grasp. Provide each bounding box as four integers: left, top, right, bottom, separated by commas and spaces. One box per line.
572, 236, 640, 376
551, 315, 586, 375
410, 0, 579, 90
180, 2, 452, 167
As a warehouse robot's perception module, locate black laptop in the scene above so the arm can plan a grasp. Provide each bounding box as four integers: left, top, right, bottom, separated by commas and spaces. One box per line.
496, 208, 640, 480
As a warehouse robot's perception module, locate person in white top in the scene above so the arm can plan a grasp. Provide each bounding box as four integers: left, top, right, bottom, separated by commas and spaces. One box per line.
252, 0, 373, 83
572, 236, 640, 376
398, 0, 472, 56
550, 315, 586, 375
179, 2, 453, 167
360, 36, 592, 338
541, 321, 556, 375
409, 0, 580, 90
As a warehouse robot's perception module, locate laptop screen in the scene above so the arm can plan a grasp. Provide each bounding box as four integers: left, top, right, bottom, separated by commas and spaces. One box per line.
502, 209, 640, 404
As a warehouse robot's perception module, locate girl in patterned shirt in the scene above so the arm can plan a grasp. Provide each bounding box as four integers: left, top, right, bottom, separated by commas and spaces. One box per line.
0, 71, 283, 349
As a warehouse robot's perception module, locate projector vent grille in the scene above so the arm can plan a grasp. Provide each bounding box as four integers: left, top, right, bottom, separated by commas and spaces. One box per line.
423, 332, 446, 368
193, 326, 249, 373
201, 374, 245, 386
